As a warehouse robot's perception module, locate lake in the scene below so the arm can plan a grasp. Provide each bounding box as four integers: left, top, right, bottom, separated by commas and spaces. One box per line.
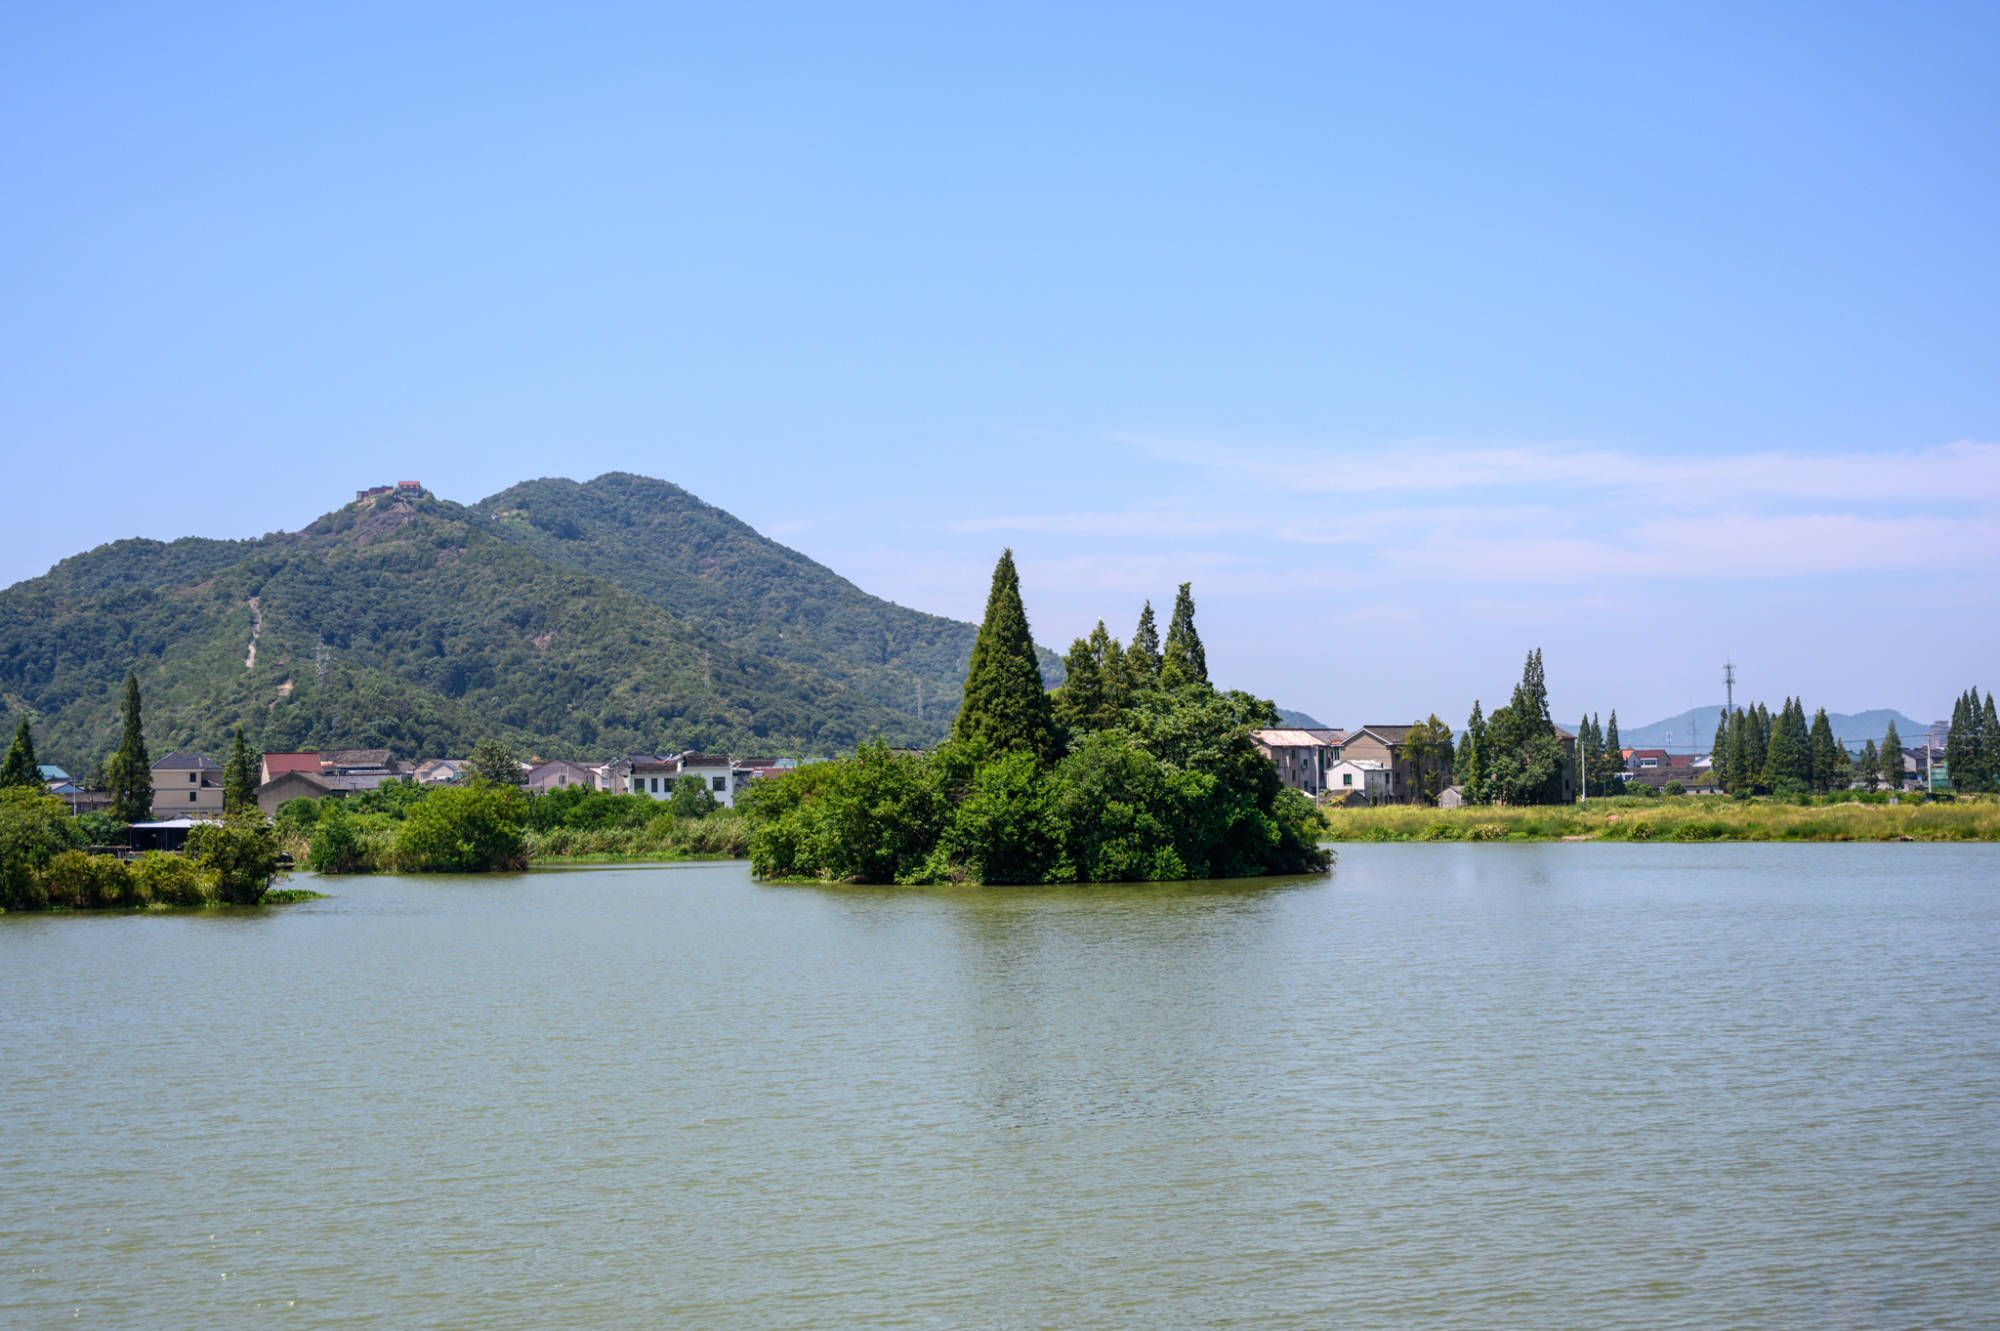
3, 844, 1997, 1328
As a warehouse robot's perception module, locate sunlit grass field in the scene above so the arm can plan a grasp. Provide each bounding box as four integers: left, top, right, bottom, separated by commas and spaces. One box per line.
1316, 795, 2000, 842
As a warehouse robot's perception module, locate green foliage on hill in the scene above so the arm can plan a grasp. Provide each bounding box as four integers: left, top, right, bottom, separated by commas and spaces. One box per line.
472, 473, 1061, 733
1, 485, 972, 771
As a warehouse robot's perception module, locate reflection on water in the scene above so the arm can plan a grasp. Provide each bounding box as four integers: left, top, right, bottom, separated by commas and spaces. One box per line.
3, 846, 1997, 1328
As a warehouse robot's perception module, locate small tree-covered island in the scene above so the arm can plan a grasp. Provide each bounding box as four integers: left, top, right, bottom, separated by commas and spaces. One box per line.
742, 552, 1331, 885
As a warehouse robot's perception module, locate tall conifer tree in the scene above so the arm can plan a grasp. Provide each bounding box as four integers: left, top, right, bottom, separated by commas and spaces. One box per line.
1711, 708, 1732, 792
1981, 692, 2000, 792
1881, 719, 1903, 790
224, 725, 258, 813
0, 716, 38, 788
1127, 602, 1161, 683
953, 550, 1060, 762
1053, 635, 1109, 739
1808, 707, 1840, 793
1158, 583, 1209, 689
1459, 701, 1487, 803
1603, 710, 1621, 795
107, 671, 153, 823
1860, 738, 1880, 791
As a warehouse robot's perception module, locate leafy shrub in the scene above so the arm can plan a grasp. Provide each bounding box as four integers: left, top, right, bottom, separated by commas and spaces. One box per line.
393, 786, 527, 872
39, 850, 135, 908
1467, 823, 1508, 841
304, 801, 367, 874
0, 786, 83, 910
186, 814, 286, 905
132, 851, 213, 906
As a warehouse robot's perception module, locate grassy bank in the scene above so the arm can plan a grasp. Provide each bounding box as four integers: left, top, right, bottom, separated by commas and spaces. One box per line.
524, 815, 750, 863
1316, 795, 2000, 843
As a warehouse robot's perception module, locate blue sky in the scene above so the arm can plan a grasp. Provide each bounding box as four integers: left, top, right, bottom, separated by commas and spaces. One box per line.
5, 1, 1995, 730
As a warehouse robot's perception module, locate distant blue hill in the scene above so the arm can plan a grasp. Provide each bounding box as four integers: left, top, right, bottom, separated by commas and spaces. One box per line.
1613, 705, 1934, 754
1275, 707, 1327, 729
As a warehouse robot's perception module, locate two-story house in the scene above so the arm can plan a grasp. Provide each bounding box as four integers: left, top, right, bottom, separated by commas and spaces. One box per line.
150, 751, 225, 819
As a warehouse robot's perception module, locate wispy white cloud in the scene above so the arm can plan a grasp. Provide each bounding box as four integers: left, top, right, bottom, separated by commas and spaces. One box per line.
1118, 435, 2000, 508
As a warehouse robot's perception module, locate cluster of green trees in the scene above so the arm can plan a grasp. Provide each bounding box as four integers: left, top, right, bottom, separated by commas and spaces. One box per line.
1944, 687, 1999, 793
0, 785, 283, 911
1452, 651, 1573, 806
1573, 711, 1624, 797
1713, 700, 1891, 796
276, 741, 736, 873
743, 555, 1330, 885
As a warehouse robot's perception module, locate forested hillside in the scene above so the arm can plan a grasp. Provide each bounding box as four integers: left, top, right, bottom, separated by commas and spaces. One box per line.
472, 473, 1061, 723
0, 489, 952, 770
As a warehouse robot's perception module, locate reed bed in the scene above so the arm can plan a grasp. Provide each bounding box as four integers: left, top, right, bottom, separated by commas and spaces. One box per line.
1316, 795, 2000, 843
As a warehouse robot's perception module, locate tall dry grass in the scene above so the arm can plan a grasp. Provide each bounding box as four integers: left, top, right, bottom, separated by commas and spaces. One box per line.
1316, 795, 2000, 843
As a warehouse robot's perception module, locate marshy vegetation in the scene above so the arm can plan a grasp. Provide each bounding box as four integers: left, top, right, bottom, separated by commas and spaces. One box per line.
1316, 793, 2000, 843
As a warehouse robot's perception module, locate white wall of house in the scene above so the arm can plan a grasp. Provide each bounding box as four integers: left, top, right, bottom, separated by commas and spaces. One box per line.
1326, 761, 1392, 800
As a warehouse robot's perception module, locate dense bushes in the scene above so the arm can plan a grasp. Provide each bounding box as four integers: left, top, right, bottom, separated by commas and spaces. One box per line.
276, 780, 745, 873
746, 727, 1329, 886
0, 786, 292, 910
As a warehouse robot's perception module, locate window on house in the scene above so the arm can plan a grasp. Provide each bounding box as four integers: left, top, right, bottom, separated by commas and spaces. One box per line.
1343, 773, 1353, 786
712, 776, 726, 792
189, 791, 197, 802
189, 772, 197, 783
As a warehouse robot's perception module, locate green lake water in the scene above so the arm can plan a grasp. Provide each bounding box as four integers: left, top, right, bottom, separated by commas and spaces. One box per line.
3, 844, 1997, 1328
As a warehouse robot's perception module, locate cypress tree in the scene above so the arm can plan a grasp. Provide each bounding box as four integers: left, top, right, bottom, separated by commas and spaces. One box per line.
952, 550, 1060, 762
1860, 738, 1880, 792
1808, 707, 1840, 793
1126, 601, 1161, 690
1946, 692, 1970, 790
1053, 635, 1108, 738
0, 716, 37, 788
1603, 710, 1622, 794
224, 725, 258, 813
1881, 719, 1903, 790
1711, 708, 1732, 792
107, 671, 153, 824
1460, 701, 1487, 804
1982, 692, 2000, 793
1158, 583, 1209, 689
1089, 621, 1128, 712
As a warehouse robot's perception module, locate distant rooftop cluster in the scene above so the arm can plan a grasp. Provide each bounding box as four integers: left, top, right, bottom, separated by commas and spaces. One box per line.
355, 481, 424, 502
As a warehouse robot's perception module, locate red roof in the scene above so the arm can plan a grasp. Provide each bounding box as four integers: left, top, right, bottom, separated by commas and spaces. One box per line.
262, 752, 324, 776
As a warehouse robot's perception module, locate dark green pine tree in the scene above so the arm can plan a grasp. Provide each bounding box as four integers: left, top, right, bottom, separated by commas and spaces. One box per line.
1808, 707, 1841, 793
1089, 621, 1128, 712
1860, 738, 1880, 791
1158, 582, 1209, 690
1053, 634, 1109, 739
1576, 714, 1597, 795
952, 550, 1061, 762
1711, 708, 1732, 792
1981, 692, 2000, 793
0, 716, 38, 787
1124, 600, 1162, 695
1945, 692, 1970, 789
1459, 701, 1486, 804
107, 671, 154, 823
223, 724, 258, 813
1881, 719, 1903, 791
1603, 710, 1622, 795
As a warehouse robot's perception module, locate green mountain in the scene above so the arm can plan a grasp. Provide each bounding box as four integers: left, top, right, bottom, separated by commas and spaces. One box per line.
1, 481, 1054, 771
471, 473, 1060, 723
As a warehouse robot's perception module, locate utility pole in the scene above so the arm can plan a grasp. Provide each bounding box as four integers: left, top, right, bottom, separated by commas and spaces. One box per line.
1723, 660, 1736, 715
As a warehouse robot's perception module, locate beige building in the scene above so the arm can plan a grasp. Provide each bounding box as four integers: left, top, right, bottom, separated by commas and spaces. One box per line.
1250, 728, 1346, 799
150, 751, 225, 819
